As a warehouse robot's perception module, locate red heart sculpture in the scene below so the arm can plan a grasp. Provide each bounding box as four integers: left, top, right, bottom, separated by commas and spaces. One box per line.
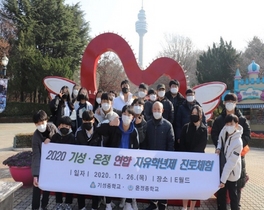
81, 32, 187, 99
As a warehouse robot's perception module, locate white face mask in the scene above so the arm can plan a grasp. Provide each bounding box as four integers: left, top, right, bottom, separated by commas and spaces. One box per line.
133, 105, 143, 115
170, 87, 178, 94
149, 94, 157, 101
225, 102, 235, 111
101, 103, 111, 112
73, 89, 79, 97
186, 96, 195, 102
226, 125, 236, 134
37, 122, 47, 133
158, 90, 165, 98
96, 98, 101, 104
153, 112, 162, 119
122, 115, 132, 125
138, 91, 146, 98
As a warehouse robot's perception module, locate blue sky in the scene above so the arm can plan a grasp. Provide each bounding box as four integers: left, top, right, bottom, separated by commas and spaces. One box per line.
65, 0, 264, 67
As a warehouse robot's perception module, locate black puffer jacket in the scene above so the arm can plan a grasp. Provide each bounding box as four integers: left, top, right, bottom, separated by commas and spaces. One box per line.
211, 108, 251, 148
143, 117, 174, 151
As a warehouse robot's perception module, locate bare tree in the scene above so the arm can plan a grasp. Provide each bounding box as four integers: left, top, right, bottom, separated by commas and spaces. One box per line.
239, 36, 264, 77
96, 52, 127, 93
158, 33, 201, 87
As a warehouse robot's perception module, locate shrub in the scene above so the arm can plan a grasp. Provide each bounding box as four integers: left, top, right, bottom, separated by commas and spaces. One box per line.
0, 102, 50, 117
13, 133, 33, 148
2, 151, 33, 167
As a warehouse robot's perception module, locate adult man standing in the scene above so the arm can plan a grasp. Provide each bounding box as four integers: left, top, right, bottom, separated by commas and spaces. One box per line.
156, 84, 174, 124
113, 79, 134, 114
211, 93, 251, 210
143, 101, 175, 210
165, 79, 185, 150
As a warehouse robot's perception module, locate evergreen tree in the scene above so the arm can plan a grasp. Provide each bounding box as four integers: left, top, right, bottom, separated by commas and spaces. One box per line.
196, 37, 240, 90
0, 0, 90, 102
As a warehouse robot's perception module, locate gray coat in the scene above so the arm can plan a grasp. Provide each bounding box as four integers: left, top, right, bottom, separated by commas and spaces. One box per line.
31, 123, 57, 176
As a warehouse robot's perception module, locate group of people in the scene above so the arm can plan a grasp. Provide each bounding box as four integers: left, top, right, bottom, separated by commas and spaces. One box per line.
31, 79, 250, 210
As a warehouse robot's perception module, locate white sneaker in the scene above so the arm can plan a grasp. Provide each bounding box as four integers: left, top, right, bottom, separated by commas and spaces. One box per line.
119, 198, 126, 208
181, 208, 187, 210
123, 202, 133, 210
105, 203, 112, 210
132, 199, 138, 210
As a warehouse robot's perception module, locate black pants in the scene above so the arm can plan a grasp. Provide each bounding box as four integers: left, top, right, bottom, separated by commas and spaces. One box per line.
217, 180, 238, 210
31, 186, 50, 209
55, 192, 73, 204
77, 194, 99, 209
150, 200, 167, 210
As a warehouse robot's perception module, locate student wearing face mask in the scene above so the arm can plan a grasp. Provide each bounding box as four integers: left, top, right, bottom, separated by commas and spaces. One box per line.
144, 88, 157, 121
71, 84, 80, 104
50, 116, 75, 210
95, 105, 144, 210
215, 114, 243, 210
93, 90, 103, 113
143, 101, 174, 210
75, 87, 93, 129
156, 84, 174, 124
118, 98, 147, 210
165, 80, 185, 151
75, 110, 102, 210
31, 110, 58, 210
50, 86, 75, 127
113, 80, 134, 113
211, 93, 250, 210
94, 92, 119, 123
131, 98, 147, 150
175, 88, 206, 147
179, 105, 207, 210
137, 83, 148, 100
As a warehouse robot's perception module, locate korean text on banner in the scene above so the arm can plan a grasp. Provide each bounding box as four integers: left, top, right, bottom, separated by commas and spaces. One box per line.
39, 143, 219, 200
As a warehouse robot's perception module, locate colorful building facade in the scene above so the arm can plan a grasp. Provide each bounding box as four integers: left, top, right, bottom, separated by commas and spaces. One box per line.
234, 60, 264, 131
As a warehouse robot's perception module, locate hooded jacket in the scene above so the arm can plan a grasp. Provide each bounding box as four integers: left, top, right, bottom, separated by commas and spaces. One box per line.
95, 118, 142, 149
217, 125, 243, 183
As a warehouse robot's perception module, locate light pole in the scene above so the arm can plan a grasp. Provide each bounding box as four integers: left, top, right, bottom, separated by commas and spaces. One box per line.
1, 55, 9, 77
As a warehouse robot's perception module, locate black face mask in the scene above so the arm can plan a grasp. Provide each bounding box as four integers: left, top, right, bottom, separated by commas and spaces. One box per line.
83, 122, 93, 131
60, 128, 69, 135
122, 87, 129, 94
78, 94, 86, 100
190, 115, 199, 123
62, 94, 68, 99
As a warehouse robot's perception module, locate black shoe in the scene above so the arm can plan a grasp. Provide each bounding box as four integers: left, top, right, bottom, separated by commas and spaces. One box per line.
145, 202, 158, 210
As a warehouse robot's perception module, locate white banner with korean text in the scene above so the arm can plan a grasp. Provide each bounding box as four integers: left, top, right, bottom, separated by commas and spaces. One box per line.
39, 143, 219, 200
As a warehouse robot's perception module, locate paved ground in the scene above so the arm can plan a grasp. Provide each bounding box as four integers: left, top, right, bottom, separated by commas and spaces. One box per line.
0, 123, 264, 210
